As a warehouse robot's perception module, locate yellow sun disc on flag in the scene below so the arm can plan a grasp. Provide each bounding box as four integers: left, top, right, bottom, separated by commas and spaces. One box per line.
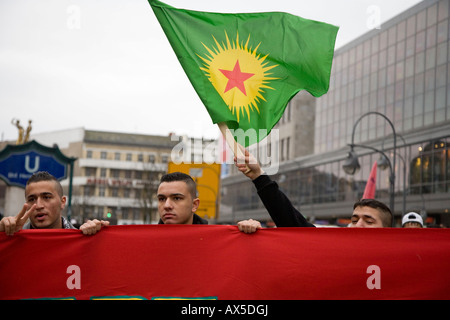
198, 32, 278, 123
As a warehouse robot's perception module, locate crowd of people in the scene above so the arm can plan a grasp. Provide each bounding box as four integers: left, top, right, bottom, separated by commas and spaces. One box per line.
0, 171, 262, 236
0, 149, 439, 236
233, 149, 432, 229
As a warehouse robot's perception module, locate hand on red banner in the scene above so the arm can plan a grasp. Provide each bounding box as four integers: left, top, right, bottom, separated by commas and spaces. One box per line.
80, 219, 110, 235
237, 219, 262, 234
0, 203, 35, 236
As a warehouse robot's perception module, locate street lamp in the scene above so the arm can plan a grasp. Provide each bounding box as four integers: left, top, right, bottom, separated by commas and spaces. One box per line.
343, 112, 397, 223
377, 153, 390, 170
344, 144, 393, 181
343, 149, 361, 175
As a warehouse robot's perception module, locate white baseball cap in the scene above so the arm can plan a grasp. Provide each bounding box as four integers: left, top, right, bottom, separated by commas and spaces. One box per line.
402, 212, 424, 227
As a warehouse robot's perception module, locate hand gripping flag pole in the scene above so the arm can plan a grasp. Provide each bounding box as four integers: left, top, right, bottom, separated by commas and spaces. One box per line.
218, 122, 251, 174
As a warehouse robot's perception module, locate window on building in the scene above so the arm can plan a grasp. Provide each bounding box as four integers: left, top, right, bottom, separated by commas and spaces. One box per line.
410, 139, 450, 194
135, 171, 142, 180
85, 167, 96, 177
133, 209, 141, 220
111, 169, 120, 178
84, 186, 93, 197
286, 137, 290, 161
122, 208, 129, 220
111, 187, 119, 197
97, 207, 104, 219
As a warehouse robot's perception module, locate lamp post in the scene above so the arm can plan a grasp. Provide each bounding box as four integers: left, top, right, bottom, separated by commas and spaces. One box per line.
343, 112, 397, 223
378, 151, 407, 215
343, 144, 394, 214
380, 133, 408, 216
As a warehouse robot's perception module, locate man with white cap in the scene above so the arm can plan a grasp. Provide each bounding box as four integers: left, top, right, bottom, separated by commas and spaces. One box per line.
402, 212, 424, 228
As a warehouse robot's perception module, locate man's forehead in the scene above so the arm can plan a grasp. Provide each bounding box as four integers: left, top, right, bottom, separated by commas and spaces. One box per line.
353, 206, 380, 217
25, 181, 58, 195
158, 181, 189, 194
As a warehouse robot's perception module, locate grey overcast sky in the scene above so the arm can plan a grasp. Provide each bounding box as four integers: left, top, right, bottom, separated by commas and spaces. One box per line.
0, 0, 422, 142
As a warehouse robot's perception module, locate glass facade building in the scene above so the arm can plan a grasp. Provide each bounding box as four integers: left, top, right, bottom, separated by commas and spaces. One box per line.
316, 0, 449, 153
220, 0, 450, 227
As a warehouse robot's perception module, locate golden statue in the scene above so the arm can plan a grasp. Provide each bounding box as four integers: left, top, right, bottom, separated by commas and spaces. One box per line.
24, 120, 32, 143
11, 119, 32, 145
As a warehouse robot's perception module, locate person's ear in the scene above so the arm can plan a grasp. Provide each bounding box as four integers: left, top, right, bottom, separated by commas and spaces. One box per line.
192, 198, 200, 212
60, 196, 67, 210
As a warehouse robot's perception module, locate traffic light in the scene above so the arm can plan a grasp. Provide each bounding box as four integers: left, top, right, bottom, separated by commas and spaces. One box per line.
105, 209, 117, 225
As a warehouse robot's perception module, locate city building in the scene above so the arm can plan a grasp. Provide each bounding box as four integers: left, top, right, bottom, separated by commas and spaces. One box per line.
219, 0, 450, 227
0, 128, 218, 225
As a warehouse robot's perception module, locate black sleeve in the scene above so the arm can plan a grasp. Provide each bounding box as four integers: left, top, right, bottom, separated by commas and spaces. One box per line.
252, 175, 315, 228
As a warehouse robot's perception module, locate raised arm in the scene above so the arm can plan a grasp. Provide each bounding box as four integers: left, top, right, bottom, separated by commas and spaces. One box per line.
235, 149, 315, 228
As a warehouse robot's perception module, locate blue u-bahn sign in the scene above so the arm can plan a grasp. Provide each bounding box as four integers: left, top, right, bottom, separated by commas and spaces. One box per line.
0, 140, 76, 188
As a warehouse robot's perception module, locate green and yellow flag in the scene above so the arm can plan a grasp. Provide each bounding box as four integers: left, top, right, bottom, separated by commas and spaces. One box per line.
149, 0, 339, 146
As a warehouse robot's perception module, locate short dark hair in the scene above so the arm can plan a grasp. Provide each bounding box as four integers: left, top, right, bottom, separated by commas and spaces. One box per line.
160, 172, 198, 199
353, 198, 393, 227
26, 171, 64, 197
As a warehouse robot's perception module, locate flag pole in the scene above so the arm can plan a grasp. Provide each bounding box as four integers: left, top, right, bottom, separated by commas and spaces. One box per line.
218, 122, 251, 174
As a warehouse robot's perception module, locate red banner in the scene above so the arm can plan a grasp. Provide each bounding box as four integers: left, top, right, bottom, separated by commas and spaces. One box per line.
1, 225, 449, 300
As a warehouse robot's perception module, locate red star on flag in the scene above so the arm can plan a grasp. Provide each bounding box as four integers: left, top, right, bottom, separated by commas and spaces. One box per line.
219, 60, 254, 95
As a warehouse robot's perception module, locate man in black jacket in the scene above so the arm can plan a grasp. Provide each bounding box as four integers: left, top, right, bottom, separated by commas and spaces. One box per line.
81, 172, 260, 234
156, 171, 206, 225
82, 172, 206, 233
235, 150, 393, 228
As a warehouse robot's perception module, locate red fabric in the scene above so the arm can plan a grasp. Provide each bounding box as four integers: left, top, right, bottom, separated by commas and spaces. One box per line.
1, 225, 449, 300
363, 161, 377, 199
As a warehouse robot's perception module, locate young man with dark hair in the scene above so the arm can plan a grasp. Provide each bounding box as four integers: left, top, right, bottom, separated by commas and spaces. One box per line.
350, 198, 393, 228
81, 172, 260, 234
157, 171, 206, 225
235, 149, 393, 228
0, 171, 75, 235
